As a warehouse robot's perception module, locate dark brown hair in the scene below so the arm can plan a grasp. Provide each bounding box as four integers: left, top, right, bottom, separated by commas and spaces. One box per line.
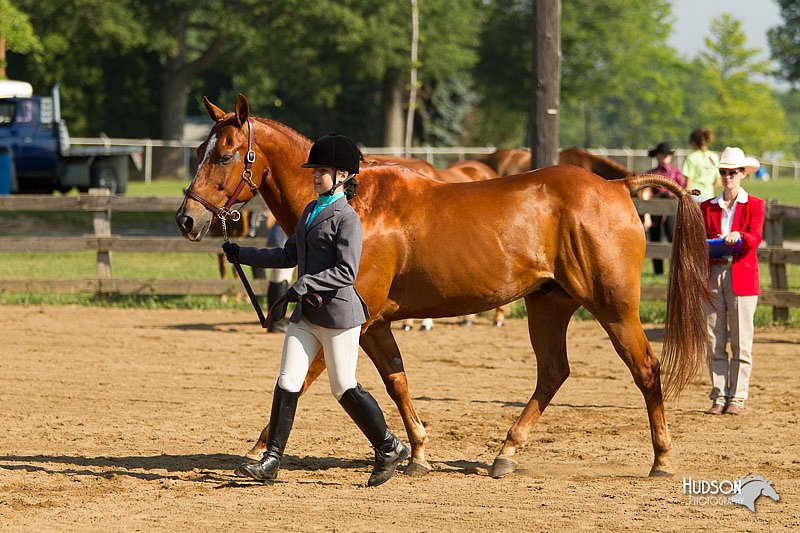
688, 128, 713, 150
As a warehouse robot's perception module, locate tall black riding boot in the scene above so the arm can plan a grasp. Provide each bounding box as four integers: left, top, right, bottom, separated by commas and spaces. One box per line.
240, 384, 299, 481
267, 280, 289, 332
339, 384, 410, 487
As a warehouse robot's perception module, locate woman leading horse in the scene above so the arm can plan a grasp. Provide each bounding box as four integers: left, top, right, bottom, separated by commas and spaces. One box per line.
176, 94, 709, 480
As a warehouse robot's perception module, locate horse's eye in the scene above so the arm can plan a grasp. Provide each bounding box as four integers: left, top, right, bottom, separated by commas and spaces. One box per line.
221, 153, 233, 164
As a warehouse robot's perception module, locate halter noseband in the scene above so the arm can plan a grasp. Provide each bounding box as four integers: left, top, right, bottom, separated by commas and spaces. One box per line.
185, 117, 259, 240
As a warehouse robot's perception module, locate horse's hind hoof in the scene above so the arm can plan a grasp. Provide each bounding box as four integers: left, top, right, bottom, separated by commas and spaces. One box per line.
234, 456, 261, 477
648, 467, 674, 478
404, 461, 432, 477
489, 457, 518, 478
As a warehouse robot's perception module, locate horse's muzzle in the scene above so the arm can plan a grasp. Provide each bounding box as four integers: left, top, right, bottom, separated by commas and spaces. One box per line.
175, 210, 209, 241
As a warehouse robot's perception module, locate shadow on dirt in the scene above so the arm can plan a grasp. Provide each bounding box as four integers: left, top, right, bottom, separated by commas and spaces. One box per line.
0, 453, 372, 485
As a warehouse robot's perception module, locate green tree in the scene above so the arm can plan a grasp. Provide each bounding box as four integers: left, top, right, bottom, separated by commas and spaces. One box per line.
563, 0, 687, 147
472, 0, 529, 146
199, 0, 481, 146
695, 14, 792, 154
776, 89, 800, 157
0, 0, 41, 78
473, 0, 688, 149
129, 1, 273, 142
768, 0, 800, 86
7, 1, 145, 135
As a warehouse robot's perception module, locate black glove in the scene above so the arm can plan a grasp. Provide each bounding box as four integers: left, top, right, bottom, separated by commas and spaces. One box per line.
221, 241, 239, 263
287, 287, 301, 303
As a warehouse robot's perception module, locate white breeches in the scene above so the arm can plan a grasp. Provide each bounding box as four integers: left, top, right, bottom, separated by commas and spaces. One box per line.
277, 317, 361, 400
270, 267, 294, 284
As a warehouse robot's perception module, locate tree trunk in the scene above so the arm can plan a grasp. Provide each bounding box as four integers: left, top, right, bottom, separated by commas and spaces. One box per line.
529, 0, 561, 170
583, 102, 592, 148
152, 11, 225, 180
152, 63, 190, 180
383, 73, 406, 148
0, 37, 6, 79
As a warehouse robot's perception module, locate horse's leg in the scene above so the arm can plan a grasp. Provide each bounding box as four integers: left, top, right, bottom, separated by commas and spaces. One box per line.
238, 348, 327, 464
493, 304, 507, 327
490, 289, 579, 478
359, 323, 430, 476
597, 313, 673, 477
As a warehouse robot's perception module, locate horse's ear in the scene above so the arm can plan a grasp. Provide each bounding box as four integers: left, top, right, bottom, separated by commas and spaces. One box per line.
203, 96, 226, 122
235, 94, 250, 127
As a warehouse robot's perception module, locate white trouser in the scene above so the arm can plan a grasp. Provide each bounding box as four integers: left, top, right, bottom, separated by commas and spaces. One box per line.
270, 267, 294, 284
278, 317, 360, 400
704, 264, 758, 407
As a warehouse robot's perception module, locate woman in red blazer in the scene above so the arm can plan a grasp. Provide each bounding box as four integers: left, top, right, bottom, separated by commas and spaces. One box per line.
700, 147, 764, 416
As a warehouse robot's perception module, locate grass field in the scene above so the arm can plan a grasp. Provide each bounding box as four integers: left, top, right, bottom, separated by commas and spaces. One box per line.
0, 250, 797, 325
127, 180, 189, 196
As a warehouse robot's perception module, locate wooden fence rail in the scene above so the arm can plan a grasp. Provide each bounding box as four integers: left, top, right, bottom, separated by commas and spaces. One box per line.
1, 192, 798, 320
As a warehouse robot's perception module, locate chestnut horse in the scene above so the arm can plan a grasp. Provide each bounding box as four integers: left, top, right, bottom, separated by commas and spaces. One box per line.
176, 95, 709, 479
484, 147, 653, 228
367, 155, 505, 327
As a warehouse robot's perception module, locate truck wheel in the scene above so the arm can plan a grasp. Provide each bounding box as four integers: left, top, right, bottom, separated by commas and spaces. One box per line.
91, 164, 120, 194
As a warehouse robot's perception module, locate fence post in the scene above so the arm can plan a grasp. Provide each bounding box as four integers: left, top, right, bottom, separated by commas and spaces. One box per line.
90, 188, 112, 283
764, 200, 789, 322
145, 140, 153, 184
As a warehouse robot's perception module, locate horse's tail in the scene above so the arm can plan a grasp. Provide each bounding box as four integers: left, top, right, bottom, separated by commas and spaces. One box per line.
625, 174, 711, 399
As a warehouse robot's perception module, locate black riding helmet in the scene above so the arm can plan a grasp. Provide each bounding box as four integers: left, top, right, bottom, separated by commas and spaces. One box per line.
301, 133, 363, 175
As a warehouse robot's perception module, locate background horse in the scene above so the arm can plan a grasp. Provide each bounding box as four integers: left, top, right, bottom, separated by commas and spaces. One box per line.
176, 94, 709, 480
440, 159, 498, 182
483, 146, 632, 179
364, 155, 440, 180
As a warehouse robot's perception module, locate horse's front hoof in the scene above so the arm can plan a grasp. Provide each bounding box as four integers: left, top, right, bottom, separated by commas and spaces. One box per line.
489, 457, 518, 478
234, 456, 261, 477
648, 466, 674, 478
404, 461, 432, 477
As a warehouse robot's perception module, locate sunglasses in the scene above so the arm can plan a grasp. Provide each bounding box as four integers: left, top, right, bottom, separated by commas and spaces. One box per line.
719, 168, 744, 176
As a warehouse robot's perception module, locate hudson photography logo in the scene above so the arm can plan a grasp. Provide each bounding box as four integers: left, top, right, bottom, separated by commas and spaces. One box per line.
682, 475, 781, 512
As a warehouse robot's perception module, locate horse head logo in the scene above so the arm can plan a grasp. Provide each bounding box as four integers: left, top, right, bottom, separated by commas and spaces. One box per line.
729, 476, 781, 512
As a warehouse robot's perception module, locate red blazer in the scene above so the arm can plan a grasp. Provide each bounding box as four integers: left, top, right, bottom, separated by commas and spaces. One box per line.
701, 192, 764, 296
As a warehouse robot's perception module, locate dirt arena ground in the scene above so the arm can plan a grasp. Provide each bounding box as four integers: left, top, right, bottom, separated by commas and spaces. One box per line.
1, 305, 798, 531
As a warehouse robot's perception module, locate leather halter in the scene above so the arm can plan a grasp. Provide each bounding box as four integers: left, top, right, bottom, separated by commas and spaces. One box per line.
185, 117, 259, 239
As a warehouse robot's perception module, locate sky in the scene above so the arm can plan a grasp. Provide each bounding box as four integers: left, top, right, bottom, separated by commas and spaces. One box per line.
669, 0, 783, 64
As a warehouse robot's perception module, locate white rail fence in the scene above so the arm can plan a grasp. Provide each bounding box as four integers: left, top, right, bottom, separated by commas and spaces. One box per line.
71, 137, 800, 183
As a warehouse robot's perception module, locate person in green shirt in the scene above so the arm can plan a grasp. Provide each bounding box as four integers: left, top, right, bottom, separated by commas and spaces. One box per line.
681, 128, 719, 202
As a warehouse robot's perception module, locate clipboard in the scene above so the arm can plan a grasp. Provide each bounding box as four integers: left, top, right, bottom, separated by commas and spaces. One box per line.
707, 237, 742, 258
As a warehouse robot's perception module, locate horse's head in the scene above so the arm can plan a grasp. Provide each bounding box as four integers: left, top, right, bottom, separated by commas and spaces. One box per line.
176, 94, 261, 241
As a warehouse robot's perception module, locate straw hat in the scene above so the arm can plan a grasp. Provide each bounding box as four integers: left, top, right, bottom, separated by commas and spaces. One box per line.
716, 147, 759, 175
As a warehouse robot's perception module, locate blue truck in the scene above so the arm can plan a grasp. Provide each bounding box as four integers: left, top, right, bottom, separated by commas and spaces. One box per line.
0, 80, 140, 194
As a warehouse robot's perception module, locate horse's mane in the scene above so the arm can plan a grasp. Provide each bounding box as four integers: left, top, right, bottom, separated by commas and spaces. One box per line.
214, 112, 314, 147
253, 116, 313, 145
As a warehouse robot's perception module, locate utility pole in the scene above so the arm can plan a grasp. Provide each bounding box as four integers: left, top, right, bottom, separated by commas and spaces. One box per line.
529, 0, 561, 170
